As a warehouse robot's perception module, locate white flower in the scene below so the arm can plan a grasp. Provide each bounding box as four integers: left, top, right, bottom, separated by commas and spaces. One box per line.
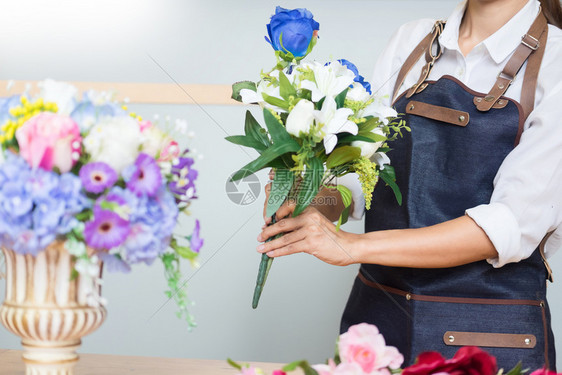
314, 96, 357, 154
175, 118, 188, 134
373, 152, 391, 169
83, 90, 117, 106
38, 79, 78, 115
362, 96, 398, 125
240, 67, 296, 113
286, 99, 315, 136
141, 125, 168, 158
346, 84, 371, 102
352, 127, 386, 158
301, 60, 355, 102
84, 116, 141, 173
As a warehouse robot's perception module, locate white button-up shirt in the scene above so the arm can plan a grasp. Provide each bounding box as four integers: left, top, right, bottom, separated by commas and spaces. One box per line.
343, 0, 562, 267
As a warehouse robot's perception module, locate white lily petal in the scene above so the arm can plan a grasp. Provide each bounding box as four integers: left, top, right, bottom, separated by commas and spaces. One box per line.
240, 89, 259, 104
373, 152, 391, 169
323, 134, 338, 154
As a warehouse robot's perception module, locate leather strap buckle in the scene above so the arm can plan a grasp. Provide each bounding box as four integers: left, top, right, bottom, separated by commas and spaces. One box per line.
521, 33, 540, 51
497, 71, 515, 83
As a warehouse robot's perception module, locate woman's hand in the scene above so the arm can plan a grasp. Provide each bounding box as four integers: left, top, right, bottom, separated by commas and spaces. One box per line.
257, 206, 359, 266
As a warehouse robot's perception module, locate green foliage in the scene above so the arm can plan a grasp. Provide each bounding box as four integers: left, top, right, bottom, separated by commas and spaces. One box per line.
326, 146, 361, 169
380, 165, 402, 206
230, 141, 300, 182
231, 81, 257, 102
282, 360, 319, 375
334, 88, 348, 108
161, 252, 196, 329
335, 185, 352, 230
266, 169, 294, 218
293, 157, 323, 216
262, 92, 290, 111
279, 71, 297, 100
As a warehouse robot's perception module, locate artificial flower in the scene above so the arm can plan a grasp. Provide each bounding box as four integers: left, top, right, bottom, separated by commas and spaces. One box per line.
38, 79, 78, 115
401, 346, 497, 375
338, 59, 372, 94
313, 96, 357, 154
190, 220, 203, 253
301, 60, 356, 102
83, 116, 141, 173
169, 155, 198, 206
124, 153, 162, 197
265, 6, 319, 58
338, 323, 404, 374
79, 162, 118, 194
15, 112, 82, 173
352, 127, 386, 158
286, 99, 315, 136
84, 209, 130, 250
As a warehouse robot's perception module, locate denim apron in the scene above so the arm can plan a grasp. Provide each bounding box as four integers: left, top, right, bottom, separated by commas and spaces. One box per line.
340, 14, 556, 370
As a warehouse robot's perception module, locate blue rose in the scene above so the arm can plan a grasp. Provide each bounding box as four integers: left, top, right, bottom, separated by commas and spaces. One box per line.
266, 7, 319, 59
338, 59, 372, 94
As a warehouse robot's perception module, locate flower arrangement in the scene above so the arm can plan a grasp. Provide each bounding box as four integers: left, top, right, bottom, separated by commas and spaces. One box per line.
0, 80, 202, 327
229, 323, 560, 375
228, 7, 407, 308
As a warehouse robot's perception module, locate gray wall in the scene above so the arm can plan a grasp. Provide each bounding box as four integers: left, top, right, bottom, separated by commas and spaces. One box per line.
1, 0, 560, 369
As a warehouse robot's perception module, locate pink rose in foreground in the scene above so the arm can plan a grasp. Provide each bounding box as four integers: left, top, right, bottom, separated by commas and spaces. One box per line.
313, 359, 364, 375
16, 112, 81, 173
158, 140, 180, 162
530, 369, 561, 375
238, 365, 264, 375
338, 323, 404, 374
272, 370, 287, 375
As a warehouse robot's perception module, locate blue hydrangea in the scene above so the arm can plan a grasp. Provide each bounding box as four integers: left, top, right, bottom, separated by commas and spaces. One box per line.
0, 153, 89, 255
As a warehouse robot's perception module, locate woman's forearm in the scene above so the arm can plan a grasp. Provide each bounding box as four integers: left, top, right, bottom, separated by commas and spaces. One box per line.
350, 215, 498, 268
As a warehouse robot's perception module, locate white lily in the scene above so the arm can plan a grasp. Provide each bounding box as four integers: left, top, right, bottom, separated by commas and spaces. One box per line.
362, 96, 398, 125
286, 99, 315, 137
346, 83, 371, 102
300, 61, 355, 102
373, 152, 391, 169
352, 127, 386, 158
240, 67, 296, 113
313, 96, 357, 154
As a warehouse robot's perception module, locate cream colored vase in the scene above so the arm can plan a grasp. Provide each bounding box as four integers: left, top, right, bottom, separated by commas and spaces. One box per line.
0, 241, 106, 375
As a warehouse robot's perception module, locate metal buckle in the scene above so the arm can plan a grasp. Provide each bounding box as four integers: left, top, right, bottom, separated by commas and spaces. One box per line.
521, 33, 540, 50
497, 71, 515, 83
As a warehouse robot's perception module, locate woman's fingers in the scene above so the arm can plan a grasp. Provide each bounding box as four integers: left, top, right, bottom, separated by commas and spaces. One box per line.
257, 229, 307, 256
275, 198, 296, 220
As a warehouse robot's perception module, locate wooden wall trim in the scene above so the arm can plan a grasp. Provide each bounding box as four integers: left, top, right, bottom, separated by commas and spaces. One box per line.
0, 80, 240, 105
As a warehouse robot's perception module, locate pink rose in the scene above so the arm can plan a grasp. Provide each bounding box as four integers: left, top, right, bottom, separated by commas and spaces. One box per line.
529, 369, 561, 375
16, 112, 81, 173
313, 359, 365, 375
272, 371, 287, 375
338, 323, 404, 374
158, 140, 180, 162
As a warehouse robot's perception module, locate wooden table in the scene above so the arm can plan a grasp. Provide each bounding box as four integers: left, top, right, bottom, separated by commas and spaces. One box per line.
0, 349, 303, 374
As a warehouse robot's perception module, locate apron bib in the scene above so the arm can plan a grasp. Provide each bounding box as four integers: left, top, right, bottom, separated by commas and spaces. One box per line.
341, 13, 556, 370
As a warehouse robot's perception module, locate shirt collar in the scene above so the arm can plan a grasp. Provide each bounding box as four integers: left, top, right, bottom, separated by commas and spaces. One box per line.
439, 0, 541, 64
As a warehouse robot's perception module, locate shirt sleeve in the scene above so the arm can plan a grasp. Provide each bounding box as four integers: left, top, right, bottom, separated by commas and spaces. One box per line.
466, 30, 562, 267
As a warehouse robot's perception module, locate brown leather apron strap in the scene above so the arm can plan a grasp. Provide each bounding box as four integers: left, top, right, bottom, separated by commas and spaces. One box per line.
475, 11, 548, 113
357, 271, 543, 306
520, 22, 549, 121
392, 21, 444, 104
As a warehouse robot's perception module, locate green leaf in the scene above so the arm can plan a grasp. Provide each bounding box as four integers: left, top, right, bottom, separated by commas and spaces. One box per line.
226, 359, 242, 371
230, 141, 300, 181
278, 71, 297, 100
263, 108, 292, 143
358, 117, 381, 132
225, 135, 267, 152
334, 88, 349, 108
262, 93, 290, 111
359, 132, 387, 143
380, 165, 403, 205
293, 157, 323, 216
244, 111, 271, 149
336, 205, 351, 230
335, 185, 352, 230
282, 360, 319, 375
338, 134, 378, 144
266, 169, 294, 218
503, 361, 525, 375
326, 146, 361, 169
231, 81, 256, 102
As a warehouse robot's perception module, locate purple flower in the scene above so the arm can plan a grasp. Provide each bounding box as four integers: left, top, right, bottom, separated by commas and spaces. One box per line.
79, 162, 118, 193
169, 156, 198, 205
84, 209, 130, 250
190, 220, 203, 253
122, 223, 162, 265
98, 252, 131, 273
124, 153, 162, 197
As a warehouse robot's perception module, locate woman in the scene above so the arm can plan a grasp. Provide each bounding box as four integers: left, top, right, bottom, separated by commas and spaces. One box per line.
258, 0, 562, 370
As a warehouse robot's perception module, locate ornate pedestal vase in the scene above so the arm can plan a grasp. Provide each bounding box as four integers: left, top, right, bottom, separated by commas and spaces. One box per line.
0, 241, 106, 375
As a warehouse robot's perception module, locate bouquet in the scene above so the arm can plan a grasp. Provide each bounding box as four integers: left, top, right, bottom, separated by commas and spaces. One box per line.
229, 323, 558, 375
0, 80, 202, 327
227, 7, 407, 308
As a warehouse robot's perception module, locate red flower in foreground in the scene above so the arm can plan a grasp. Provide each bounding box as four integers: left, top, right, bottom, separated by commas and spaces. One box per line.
529, 369, 561, 375
402, 346, 497, 375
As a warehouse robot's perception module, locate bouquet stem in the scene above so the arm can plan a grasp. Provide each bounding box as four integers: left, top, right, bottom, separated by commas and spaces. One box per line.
252, 214, 282, 309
